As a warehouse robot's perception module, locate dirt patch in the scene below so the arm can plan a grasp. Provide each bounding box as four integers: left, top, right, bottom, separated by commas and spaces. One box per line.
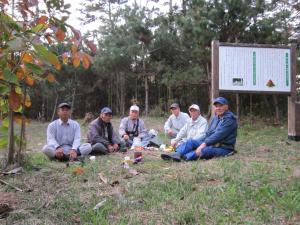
0, 192, 20, 210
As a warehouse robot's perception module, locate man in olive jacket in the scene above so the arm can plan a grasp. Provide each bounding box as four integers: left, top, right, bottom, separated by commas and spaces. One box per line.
87, 107, 122, 154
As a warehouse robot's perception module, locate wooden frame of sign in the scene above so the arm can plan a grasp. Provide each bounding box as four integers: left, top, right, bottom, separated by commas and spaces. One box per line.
211, 40, 299, 141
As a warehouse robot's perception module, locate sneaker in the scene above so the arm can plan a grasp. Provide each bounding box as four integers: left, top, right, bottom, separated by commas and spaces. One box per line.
161, 152, 181, 162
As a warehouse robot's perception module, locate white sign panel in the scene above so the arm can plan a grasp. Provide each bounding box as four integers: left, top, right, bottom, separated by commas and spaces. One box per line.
219, 46, 291, 92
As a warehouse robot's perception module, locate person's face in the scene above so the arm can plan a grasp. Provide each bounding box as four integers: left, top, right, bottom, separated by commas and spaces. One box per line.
189, 108, 200, 120
129, 110, 139, 119
214, 103, 228, 116
57, 107, 71, 121
100, 113, 112, 123
170, 107, 180, 116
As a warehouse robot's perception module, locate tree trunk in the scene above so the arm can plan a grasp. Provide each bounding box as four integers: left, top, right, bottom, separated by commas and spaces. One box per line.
17, 87, 27, 164
71, 73, 77, 116
236, 93, 240, 122
120, 72, 125, 115
263, 95, 272, 117
272, 94, 280, 124
51, 92, 58, 121
7, 86, 15, 165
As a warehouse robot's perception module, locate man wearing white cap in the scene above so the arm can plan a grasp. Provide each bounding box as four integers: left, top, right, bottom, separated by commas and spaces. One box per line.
119, 105, 148, 147
171, 104, 208, 148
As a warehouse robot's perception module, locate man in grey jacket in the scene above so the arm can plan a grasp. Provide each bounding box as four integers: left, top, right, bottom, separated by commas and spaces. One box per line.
164, 103, 190, 139
171, 104, 208, 148
87, 107, 122, 154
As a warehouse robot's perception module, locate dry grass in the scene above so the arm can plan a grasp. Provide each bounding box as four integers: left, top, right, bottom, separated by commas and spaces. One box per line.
0, 117, 300, 224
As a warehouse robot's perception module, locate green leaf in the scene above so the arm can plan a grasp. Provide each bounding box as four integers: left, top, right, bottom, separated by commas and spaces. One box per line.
24, 62, 43, 75
0, 85, 9, 94
0, 12, 21, 32
31, 24, 47, 33
0, 138, 8, 149
7, 37, 26, 51
3, 68, 19, 84
33, 44, 60, 67
2, 117, 9, 128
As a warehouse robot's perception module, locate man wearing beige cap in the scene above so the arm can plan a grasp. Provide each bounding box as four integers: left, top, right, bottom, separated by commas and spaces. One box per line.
119, 105, 148, 147
171, 104, 208, 148
164, 103, 189, 139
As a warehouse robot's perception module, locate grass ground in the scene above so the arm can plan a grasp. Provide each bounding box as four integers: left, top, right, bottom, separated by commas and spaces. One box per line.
1, 117, 300, 225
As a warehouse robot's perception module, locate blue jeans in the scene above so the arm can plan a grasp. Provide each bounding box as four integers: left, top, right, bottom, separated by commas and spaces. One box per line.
176, 139, 233, 161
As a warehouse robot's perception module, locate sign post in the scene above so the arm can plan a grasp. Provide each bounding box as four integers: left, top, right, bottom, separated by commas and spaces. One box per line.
211, 41, 299, 140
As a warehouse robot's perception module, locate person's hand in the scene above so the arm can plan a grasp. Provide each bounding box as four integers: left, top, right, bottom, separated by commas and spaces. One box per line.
195, 143, 206, 156
167, 129, 173, 136
171, 140, 177, 148
69, 149, 77, 161
123, 134, 129, 140
113, 143, 119, 151
55, 147, 64, 159
108, 145, 114, 153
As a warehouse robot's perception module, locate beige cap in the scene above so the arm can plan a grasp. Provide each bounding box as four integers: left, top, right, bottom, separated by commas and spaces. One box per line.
189, 104, 200, 111
130, 105, 139, 111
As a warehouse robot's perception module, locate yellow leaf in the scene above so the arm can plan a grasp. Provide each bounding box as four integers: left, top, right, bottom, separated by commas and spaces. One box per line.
22, 52, 33, 63
62, 53, 68, 64
82, 53, 90, 69
72, 54, 80, 68
24, 94, 31, 107
55, 28, 65, 42
15, 86, 22, 94
54, 61, 61, 70
25, 75, 34, 86
47, 73, 56, 83
14, 114, 23, 125
16, 68, 25, 80
71, 45, 77, 55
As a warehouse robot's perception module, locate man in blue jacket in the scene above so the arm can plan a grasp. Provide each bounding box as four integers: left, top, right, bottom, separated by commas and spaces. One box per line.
161, 97, 237, 161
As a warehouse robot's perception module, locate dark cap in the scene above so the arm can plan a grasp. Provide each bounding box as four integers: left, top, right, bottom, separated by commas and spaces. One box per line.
58, 102, 71, 109
101, 107, 112, 114
169, 103, 179, 109
213, 97, 228, 105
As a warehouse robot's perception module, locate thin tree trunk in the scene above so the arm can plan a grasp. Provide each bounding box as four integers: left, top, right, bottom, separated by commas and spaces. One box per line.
17, 87, 27, 164
236, 93, 240, 122
250, 94, 253, 125
71, 73, 77, 116
263, 95, 272, 117
272, 94, 280, 124
142, 43, 149, 115
120, 72, 125, 115
51, 92, 58, 121
7, 85, 15, 165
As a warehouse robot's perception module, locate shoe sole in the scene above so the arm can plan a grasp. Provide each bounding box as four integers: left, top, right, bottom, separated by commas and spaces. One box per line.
161, 154, 181, 162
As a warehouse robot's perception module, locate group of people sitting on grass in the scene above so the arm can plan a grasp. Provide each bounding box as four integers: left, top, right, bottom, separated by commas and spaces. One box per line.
42, 96, 238, 162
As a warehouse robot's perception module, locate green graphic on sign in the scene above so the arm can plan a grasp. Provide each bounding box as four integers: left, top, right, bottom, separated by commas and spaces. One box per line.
285, 53, 289, 86
253, 52, 256, 85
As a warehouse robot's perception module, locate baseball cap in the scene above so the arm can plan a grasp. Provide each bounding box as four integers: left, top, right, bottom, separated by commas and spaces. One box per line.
213, 97, 228, 105
101, 107, 112, 114
189, 104, 200, 111
57, 102, 71, 109
169, 103, 179, 109
130, 105, 139, 111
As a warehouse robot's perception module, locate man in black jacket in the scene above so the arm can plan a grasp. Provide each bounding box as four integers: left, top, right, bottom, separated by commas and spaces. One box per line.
87, 107, 122, 154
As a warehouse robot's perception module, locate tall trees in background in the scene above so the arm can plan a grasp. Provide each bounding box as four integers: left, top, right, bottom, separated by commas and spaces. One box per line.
27, 0, 300, 118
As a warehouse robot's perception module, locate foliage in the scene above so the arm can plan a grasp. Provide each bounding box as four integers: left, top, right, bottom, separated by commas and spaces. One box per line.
0, 0, 96, 165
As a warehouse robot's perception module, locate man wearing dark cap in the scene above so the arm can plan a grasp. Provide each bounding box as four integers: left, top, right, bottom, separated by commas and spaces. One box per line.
87, 107, 122, 154
161, 97, 237, 161
164, 103, 189, 139
42, 103, 92, 161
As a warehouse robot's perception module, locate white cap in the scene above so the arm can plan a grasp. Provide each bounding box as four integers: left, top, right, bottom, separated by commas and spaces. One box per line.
130, 105, 139, 111
189, 104, 200, 111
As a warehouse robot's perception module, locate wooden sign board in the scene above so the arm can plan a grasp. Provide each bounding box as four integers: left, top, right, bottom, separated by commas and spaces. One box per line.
211, 41, 299, 141
219, 46, 291, 93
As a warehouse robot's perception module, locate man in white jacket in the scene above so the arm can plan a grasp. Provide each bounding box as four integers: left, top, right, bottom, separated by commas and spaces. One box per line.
171, 104, 208, 148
